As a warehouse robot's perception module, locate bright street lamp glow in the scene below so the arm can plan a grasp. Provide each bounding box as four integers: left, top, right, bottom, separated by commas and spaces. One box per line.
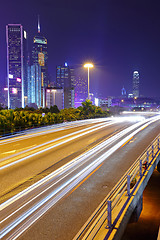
84, 63, 94, 68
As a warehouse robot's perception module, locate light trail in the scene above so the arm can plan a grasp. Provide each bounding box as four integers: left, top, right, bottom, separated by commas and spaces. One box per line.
1, 115, 160, 240
1, 115, 159, 208
0, 115, 148, 146
0, 116, 149, 166
1, 116, 153, 210
0, 118, 110, 145
0, 120, 115, 169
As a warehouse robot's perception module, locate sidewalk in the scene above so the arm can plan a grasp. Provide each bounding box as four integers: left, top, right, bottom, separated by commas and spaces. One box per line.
122, 168, 160, 240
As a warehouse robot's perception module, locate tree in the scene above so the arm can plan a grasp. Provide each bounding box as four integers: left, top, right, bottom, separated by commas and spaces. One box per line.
0, 104, 4, 110
50, 105, 60, 113
81, 100, 96, 117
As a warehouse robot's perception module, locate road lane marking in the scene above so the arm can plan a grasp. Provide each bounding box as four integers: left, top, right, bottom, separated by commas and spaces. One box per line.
1, 115, 159, 210
0, 121, 115, 169
1, 150, 16, 155
68, 163, 103, 196
1, 145, 37, 156
120, 136, 133, 148
0, 119, 110, 145
1, 117, 160, 239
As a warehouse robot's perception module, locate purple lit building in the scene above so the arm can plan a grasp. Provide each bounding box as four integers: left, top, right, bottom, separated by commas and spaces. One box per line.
74, 71, 87, 108
30, 20, 48, 108
6, 24, 28, 109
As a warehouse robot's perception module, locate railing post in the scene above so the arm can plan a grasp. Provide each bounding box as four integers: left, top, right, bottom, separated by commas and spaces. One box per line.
158, 138, 160, 150
140, 159, 142, 177
127, 175, 130, 196
107, 200, 112, 229
146, 151, 149, 164
152, 145, 154, 158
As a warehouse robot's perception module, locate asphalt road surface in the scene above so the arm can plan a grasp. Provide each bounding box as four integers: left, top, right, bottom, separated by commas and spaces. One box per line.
1, 113, 160, 240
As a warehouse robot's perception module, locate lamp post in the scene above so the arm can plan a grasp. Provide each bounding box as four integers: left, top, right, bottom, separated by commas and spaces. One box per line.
84, 63, 94, 100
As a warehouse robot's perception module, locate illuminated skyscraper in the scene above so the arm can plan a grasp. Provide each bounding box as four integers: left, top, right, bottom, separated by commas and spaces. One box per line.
56, 62, 75, 88
74, 75, 87, 108
133, 71, 140, 97
73, 67, 88, 108
28, 19, 48, 108
56, 62, 75, 108
27, 65, 41, 107
6, 24, 27, 109
32, 19, 48, 88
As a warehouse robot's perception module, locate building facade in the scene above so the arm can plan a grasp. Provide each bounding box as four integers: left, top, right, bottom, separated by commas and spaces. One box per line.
56, 63, 75, 108
27, 21, 48, 108
27, 65, 42, 107
32, 34, 48, 87
6, 24, 27, 109
133, 71, 140, 98
74, 74, 87, 108
45, 87, 64, 110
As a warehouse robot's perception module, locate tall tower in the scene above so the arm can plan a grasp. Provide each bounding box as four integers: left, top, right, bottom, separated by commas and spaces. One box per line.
29, 18, 48, 108
6, 24, 27, 109
28, 65, 41, 107
56, 62, 75, 108
133, 71, 140, 98
32, 19, 48, 88
74, 72, 87, 108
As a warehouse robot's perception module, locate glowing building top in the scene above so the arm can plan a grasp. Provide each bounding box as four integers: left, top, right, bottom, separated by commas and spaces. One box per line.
133, 71, 140, 98
32, 19, 48, 87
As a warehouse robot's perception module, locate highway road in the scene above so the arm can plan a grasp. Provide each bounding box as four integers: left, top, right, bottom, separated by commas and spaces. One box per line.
0, 113, 160, 240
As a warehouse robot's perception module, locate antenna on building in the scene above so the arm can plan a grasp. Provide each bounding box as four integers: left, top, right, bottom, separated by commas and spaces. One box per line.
38, 15, 40, 33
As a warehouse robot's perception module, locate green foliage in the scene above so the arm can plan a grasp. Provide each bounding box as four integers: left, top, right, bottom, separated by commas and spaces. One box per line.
0, 100, 110, 136
50, 105, 60, 114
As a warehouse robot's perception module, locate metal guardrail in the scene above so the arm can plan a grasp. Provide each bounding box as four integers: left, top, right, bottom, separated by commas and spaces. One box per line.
0, 123, 51, 138
74, 134, 160, 240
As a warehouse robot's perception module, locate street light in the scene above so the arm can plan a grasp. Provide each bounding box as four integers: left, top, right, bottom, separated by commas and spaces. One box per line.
84, 63, 94, 100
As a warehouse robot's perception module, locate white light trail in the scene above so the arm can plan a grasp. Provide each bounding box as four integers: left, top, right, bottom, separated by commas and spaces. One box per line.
1, 115, 160, 239
1, 115, 159, 209
0, 121, 115, 169
0, 118, 110, 145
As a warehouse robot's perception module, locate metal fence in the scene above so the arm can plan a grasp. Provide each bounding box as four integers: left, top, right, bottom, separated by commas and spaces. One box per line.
74, 134, 160, 240
0, 123, 51, 138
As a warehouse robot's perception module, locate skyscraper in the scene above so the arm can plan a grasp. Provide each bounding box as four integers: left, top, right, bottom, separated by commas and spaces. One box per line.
74, 71, 87, 108
133, 71, 140, 97
56, 62, 75, 108
56, 62, 74, 88
6, 24, 27, 109
28, 19, 48, 108
32, 19, 48, 88
28, 65, 41, 107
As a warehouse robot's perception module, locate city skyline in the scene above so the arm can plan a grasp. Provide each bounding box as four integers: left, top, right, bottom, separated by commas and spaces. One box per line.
0, 0, 160, 98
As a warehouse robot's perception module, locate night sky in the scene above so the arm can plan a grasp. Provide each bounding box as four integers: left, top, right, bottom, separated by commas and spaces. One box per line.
0, 0, 160, 98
